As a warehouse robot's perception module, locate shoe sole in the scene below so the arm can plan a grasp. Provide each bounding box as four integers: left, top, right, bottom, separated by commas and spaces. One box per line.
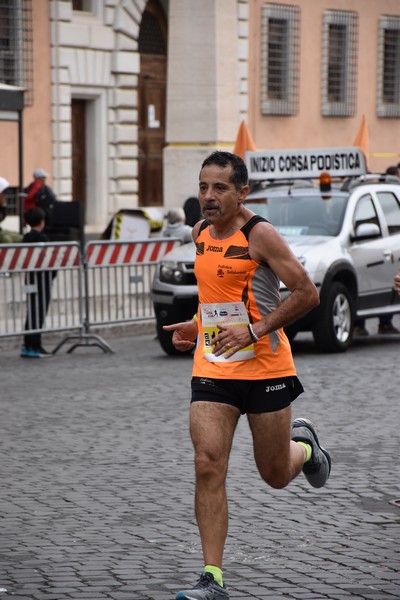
293, 417, 331, 484
21, 353, 53, 358
176, 594, 228, 600
176, 588, 229, 600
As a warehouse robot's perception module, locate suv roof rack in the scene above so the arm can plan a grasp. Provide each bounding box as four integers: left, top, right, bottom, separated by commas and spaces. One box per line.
341, 173, 400, 191
250, 179, 315, 192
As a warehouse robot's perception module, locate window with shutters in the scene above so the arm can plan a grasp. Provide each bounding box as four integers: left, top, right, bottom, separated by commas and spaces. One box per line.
321, 10, 358, 117
0, 0, 33, 105
260, 3, 300, 116
377, 15, 400, 117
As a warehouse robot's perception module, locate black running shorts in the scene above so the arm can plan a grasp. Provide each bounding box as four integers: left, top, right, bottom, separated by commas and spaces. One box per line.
191, 376, 304, 414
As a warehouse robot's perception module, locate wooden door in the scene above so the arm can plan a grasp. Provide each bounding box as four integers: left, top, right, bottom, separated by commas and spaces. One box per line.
71, 99, 86, 213
138, 54, 166, 207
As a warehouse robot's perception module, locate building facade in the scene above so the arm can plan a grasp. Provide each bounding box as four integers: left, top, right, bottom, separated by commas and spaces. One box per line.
248, 1, 400, 174
0, 0, 399, 234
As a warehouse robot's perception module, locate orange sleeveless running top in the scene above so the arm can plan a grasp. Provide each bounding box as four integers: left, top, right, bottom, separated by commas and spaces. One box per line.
192, 216, 296, 379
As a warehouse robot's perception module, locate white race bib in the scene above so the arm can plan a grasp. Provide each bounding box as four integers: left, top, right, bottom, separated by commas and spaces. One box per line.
200, 302, 255, 362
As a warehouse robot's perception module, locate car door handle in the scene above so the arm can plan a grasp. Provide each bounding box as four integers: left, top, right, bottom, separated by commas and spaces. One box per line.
383, 249, 394, 262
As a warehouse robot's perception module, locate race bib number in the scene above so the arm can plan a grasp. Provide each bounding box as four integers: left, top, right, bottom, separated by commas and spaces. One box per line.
200, 302, 255, 363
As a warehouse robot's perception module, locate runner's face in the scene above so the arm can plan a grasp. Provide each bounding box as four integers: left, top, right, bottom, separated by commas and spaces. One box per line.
198, 164, 246, 224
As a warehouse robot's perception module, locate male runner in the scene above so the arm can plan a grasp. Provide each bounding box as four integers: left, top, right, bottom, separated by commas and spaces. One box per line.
164, 151, 331, 600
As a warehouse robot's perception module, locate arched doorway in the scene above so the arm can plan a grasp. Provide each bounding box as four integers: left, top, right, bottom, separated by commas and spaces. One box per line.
138, 0, 167, 207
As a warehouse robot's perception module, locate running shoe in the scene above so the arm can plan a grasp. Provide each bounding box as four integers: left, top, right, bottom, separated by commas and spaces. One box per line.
38, 346, 51, 355
292, 417, 331, 488
176, 572, 229, 600
20, 346, 52, 358
21, 346, 38, 358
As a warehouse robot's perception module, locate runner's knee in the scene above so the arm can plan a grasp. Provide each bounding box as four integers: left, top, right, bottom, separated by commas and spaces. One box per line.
194, 448, 227, 482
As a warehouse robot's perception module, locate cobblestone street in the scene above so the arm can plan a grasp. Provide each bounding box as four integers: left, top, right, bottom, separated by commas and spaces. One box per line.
1, 322, 399, 600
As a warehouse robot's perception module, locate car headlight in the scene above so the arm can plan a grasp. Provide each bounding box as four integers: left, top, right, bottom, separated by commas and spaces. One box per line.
160, 261, 185, 284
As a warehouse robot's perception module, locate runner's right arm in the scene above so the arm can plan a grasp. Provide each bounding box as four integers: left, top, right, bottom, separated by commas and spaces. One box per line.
163, 319, 198, 352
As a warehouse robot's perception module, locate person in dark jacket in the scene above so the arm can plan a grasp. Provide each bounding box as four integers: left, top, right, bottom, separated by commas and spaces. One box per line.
20, 207, 55, 358
23, 168, 57, 225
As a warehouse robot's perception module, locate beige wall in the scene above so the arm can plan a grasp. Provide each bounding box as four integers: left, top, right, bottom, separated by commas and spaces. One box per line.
164, 0, 246, 208
1, 121, 20, 185
0, 0, 53, 189
24, 0, 53, 187
248, 0, 400, 174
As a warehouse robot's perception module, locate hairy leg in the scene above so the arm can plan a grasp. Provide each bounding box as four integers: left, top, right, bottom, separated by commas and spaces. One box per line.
247, 405, 306, 489
190, 401, 240, 568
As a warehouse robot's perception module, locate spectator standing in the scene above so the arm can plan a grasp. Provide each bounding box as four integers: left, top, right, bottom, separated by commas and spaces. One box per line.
23, 168, 57, 224
354, 316, 399, 336
0, 177, 23, 243
20, 207, 55, 358
162, 207, 193, 244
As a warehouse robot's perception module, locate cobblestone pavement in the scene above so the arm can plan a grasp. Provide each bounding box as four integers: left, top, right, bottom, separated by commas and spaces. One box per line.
1, 319, 399, 600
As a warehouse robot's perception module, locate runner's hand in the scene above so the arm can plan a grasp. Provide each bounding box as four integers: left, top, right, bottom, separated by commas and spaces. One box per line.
163, 320, 198, 352
212, 322, 253, 357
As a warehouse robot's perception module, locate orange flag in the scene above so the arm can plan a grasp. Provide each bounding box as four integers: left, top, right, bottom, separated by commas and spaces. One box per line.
353, 114, 369, 159
233, 120, 256, 159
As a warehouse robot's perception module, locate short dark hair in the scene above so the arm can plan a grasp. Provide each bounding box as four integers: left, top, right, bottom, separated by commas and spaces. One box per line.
201, 151, 248, 191
24, 206, 46, 227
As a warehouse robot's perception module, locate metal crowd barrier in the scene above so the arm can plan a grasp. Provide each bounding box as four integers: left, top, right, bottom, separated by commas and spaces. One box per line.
85, 237, 178, 324
0, 242, 83, 345
0, 238, 181, 354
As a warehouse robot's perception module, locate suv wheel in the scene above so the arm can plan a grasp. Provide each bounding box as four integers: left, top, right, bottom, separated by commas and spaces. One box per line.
312, 282, 354, 353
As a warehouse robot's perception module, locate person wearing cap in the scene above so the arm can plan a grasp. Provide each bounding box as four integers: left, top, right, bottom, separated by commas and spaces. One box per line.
0, 176, 23, 243
23, 168, 57, 222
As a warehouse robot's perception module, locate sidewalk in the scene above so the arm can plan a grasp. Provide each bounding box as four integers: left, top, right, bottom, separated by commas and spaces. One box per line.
0, 327, 399, 599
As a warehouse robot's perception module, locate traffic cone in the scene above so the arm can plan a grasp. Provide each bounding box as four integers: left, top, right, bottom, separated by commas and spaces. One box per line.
233, 120, 256, 159
353, 114, 369, 167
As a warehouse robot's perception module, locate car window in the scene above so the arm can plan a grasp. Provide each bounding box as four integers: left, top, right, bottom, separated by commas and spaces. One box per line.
245, 193, 347, 236
353, 194, 381, 234
376, 191, 400, 235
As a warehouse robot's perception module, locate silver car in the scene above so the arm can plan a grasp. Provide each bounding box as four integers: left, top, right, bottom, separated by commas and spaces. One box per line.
151, 174, 400, 354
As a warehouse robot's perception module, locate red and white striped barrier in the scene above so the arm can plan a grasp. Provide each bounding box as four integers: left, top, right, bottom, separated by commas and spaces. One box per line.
85, 238, 180, 267
0, 243, 81, 272
0, 238, 182, 346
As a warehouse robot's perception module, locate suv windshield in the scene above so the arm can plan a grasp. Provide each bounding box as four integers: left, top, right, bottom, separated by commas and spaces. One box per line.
245, 191, 348, 236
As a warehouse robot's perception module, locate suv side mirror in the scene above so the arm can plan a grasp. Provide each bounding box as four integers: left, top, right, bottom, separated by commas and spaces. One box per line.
351, 223, 381, 241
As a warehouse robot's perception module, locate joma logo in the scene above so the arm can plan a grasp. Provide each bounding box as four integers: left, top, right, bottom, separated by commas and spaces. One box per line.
207, 245, 223, 252
265, 383, 286, 392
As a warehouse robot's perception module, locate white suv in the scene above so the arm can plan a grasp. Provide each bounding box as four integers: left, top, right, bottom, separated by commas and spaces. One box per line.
151, 148, 400, 354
